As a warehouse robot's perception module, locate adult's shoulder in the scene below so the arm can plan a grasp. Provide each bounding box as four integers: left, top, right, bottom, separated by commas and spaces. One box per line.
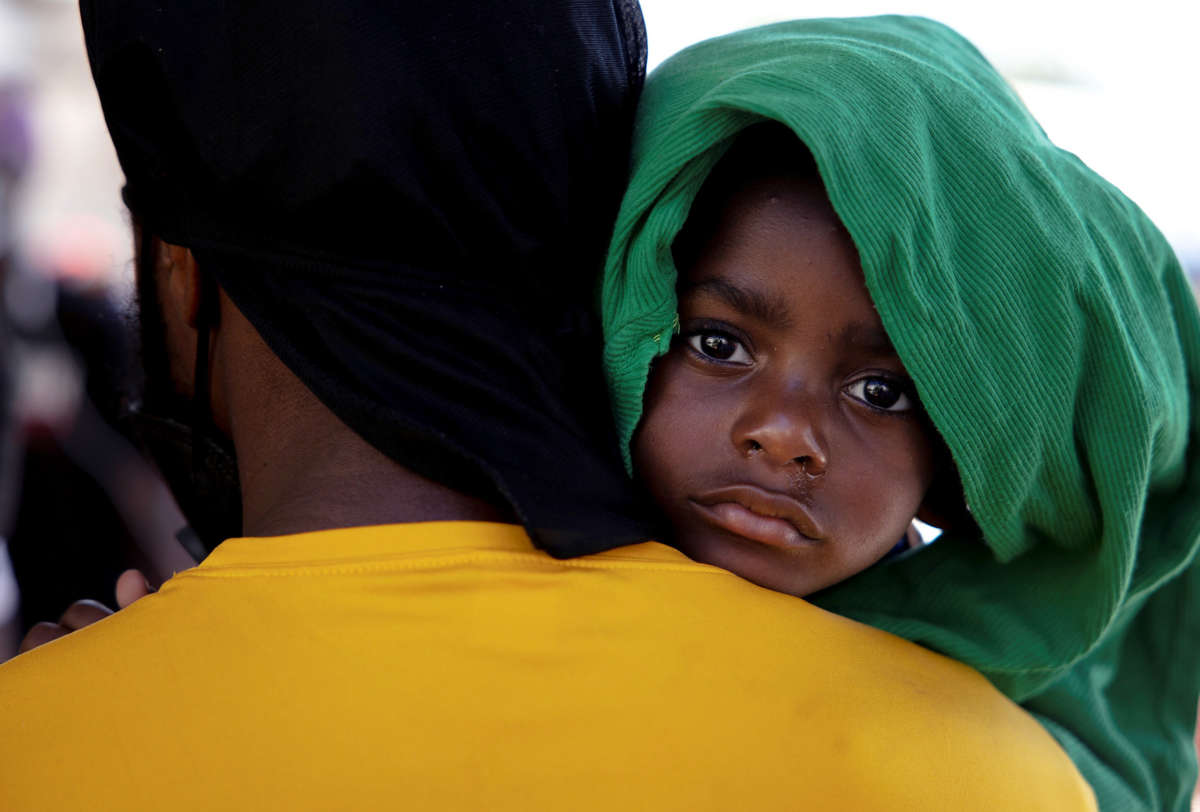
0, 534, 1097, 809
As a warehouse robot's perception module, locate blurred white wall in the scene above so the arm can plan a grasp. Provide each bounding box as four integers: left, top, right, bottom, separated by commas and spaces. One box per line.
4, 0, 127, 292
641, 0, 1200, 274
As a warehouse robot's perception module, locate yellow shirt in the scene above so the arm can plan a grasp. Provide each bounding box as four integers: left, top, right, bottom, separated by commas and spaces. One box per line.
0, 522, 1094, 810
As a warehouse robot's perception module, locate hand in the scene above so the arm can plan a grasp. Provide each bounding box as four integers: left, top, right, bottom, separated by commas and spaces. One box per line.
115, 569, 155, 608
16, 569, 154, 654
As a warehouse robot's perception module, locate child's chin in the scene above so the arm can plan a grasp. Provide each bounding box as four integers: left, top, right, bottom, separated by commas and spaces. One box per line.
677, 531, 833, 599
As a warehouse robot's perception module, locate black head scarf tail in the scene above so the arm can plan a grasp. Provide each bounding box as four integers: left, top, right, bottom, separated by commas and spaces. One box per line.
81, 0, 657, 555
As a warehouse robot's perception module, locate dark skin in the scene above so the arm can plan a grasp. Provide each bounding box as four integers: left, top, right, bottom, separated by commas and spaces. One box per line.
18, 236, 504, 652
152, 239, 506, 537
634, 173, 937, 598
140, 242, 502, 536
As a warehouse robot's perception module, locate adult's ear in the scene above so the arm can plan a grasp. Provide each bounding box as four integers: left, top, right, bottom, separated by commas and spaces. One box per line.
156, 240, 203, 329
141, 234, 211, 402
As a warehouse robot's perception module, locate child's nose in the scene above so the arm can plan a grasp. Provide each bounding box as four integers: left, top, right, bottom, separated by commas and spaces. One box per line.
731, 396, 829, 476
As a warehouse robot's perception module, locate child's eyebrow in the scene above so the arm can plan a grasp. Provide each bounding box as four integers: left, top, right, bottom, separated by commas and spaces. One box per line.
681, 277, 793, 329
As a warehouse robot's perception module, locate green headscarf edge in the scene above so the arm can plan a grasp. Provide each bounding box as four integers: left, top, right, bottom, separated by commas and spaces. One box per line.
601, 16, 1200, 810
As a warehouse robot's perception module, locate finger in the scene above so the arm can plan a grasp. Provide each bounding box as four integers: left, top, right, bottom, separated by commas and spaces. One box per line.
115, 569, 155, 609
18, 622, 71, 654
57, 599, 113, 631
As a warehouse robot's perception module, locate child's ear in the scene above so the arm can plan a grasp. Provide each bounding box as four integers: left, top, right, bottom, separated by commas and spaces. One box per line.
916, 473, 979, 538
914, 502, 954, 533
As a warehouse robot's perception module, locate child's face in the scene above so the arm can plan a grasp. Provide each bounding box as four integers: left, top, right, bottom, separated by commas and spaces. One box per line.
633, 174, 936, 597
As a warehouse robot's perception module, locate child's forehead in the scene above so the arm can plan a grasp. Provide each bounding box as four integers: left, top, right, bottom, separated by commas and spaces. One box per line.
678, 176, 896, 354
672, 124, 832, 269
683, 172, 856, 279
719, 174, 841, 233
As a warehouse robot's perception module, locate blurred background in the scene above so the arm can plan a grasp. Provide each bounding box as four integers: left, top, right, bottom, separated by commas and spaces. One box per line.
0, 0, 191, 662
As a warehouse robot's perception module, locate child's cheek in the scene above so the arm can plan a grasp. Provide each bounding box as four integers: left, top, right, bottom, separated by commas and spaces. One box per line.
635, 354, 729, 496
633, 359, 684, 471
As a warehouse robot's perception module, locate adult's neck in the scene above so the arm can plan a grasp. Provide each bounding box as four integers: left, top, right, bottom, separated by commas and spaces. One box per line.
235, 402, 505, 538
215, 292, 506, 538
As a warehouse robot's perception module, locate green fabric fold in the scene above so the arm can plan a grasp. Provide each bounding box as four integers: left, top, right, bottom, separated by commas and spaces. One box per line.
601, 16, 1200, 810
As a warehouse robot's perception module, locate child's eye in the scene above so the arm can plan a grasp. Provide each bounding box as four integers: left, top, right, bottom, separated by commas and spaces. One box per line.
845, 376, 913, 412
687, 331, 752, 365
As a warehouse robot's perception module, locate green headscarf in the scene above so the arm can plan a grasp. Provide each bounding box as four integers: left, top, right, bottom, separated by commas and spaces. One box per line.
602, 16, 1200, 810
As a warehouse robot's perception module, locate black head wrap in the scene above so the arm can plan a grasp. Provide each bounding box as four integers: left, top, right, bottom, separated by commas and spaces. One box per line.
81, 0, 656, 556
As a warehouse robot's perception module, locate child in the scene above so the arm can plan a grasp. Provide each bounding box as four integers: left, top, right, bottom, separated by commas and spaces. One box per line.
601, 16, 1200, 811
632, 125, 949, 598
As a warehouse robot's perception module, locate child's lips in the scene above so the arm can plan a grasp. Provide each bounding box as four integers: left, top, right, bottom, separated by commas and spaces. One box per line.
689, 485, 823, 549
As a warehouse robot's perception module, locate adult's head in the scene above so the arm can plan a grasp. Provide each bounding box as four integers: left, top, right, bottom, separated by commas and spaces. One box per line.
81, 0, 655, 554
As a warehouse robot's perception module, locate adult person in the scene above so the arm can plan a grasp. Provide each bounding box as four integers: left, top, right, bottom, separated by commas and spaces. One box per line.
0, 1, 1095, 808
